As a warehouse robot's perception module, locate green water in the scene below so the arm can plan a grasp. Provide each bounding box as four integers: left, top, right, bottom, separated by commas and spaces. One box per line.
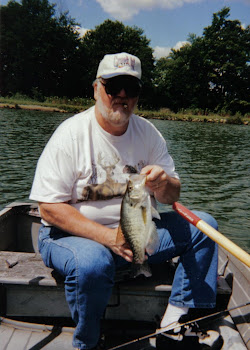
0, 108, 249, 252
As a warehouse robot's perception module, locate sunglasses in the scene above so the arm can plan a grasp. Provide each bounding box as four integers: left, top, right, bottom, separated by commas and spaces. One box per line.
100, 76, 142, 98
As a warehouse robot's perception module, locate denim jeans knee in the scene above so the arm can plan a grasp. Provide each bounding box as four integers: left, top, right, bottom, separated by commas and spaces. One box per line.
38, 225, 116, 349
150, 211, 218, 308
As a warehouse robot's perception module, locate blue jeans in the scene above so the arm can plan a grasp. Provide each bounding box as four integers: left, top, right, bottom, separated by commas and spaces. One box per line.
38, 211, 218, 349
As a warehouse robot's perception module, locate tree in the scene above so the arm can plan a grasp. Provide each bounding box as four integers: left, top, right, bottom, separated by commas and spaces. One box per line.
202, 7, 250, 113
80, 20, 155, 106
154, 39, 211, 112
0, 0, 83, 98
154, 7, 250, 114
0, 9, 154, 104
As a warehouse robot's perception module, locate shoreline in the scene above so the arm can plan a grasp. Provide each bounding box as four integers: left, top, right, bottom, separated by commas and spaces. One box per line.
0, 102, 249, 125
0, 103, 67, 113
140, 114, 249, 125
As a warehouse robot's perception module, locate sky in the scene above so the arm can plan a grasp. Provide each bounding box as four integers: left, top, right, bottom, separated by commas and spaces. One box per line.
1, 0, 250, 59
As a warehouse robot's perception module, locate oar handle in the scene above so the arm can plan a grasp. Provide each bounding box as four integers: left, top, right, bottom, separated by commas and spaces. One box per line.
173, 202, 250, 268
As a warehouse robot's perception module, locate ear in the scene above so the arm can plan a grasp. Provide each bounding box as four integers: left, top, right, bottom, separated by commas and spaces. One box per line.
93, 81, 98, 101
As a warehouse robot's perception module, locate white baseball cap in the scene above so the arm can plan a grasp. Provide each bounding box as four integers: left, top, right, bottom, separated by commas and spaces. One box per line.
96, 52, 142, 80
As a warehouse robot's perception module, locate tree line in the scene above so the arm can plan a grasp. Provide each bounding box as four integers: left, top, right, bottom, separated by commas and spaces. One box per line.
0, 0, 249, 114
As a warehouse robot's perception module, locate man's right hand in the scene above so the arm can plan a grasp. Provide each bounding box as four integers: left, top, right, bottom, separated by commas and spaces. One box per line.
106, 227, 133, 263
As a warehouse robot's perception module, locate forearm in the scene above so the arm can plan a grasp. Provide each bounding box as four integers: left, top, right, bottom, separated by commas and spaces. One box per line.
39, 202, 115, 247
39, 202, 133, 262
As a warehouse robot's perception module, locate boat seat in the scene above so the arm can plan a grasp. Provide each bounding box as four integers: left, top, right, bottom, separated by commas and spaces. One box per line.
0, 250, 232, 320
0, 251, 58, 287
0, 250, 231, 293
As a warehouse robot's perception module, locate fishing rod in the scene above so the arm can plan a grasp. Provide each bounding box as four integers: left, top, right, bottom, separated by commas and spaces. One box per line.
107, 302, 250, 350
173, 202, 250, 268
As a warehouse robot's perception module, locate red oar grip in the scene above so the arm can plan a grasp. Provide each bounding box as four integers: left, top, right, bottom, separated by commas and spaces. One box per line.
172, 202, 200, 226
173, 202, 250, 268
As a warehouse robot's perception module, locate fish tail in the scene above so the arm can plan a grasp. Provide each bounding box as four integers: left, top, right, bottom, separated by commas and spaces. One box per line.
133, 261, 152, 278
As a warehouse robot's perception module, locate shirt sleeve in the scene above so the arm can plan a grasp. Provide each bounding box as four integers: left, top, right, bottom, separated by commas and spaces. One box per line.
29, 124, 77, 203
148, 124, 179, 179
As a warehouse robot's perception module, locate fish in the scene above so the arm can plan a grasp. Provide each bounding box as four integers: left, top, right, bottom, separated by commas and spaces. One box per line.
119, 174, 161, 277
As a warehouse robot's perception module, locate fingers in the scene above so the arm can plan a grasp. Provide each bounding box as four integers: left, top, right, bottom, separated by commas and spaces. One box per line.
140, 165, 154, 177
113, 243, 133, 262
141, 165, 165, 182
122, 249, 133, 262
141, 165, 168, 192
148, 178, 166, 192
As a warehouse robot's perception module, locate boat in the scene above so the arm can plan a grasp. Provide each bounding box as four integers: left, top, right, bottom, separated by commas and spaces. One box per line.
0, 202, 249, 349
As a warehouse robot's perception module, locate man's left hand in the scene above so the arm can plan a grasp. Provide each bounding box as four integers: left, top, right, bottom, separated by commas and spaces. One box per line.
140, 165, 169, 192
140, 165, 181, 204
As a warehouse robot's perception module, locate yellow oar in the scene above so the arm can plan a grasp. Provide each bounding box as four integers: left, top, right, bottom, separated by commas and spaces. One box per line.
173, 202, 250, 268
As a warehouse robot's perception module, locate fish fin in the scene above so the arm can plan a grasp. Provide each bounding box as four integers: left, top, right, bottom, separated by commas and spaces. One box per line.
146, 222, 160, 256
133, 261, 152, 278
116, 224, 125, 244
141, 206, 147, 225
151, 206, 161, 220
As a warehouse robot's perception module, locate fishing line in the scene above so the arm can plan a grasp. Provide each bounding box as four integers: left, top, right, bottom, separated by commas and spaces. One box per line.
107, 302, 250, 350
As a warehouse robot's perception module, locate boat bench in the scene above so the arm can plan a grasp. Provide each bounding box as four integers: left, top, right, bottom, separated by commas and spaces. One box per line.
0, 250, 232, 321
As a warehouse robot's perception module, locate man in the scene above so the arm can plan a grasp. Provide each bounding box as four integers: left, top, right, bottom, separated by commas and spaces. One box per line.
30, 52, 218, 350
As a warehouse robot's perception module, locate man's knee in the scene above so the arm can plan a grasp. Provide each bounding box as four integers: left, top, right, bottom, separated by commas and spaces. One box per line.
78, 243, 115, 282
194, 211, 218, 230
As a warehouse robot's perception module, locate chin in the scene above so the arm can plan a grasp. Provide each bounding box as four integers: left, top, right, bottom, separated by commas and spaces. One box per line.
99, 102, 132, 126
108, 110, 131, 126
96, 94, 134, 127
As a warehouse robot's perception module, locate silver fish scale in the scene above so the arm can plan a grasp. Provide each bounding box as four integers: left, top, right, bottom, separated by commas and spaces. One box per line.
121, 202, 149, 264
120, 174, 157, 266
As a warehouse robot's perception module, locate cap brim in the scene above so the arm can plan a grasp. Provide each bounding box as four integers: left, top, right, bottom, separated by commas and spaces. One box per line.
100, 72, 142, 81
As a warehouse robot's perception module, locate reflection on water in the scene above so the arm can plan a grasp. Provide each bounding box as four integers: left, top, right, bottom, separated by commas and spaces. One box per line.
153, 119, 250, 253
0, 109, 249, 252
0, 109, 69, 207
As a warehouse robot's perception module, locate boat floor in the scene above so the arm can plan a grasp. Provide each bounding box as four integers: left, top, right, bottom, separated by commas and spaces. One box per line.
0, 203, 249, 349
0, 238, 248, 349
0, 311, 247, 350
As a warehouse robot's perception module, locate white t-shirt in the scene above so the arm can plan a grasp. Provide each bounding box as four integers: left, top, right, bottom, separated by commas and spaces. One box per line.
30, 106, 179, 227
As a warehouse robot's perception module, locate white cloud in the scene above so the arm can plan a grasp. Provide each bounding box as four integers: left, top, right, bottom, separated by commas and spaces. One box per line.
153, 41, 190, 59
174, 40, 190, 50
96, 0, 202, 20
153, 46, 172, 60
74, 26, 89, 37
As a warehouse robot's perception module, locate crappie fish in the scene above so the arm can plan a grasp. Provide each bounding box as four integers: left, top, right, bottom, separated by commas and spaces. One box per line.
120, 174, 160, 277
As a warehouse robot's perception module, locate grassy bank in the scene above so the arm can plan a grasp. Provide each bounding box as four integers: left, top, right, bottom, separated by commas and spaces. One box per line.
0, 94, 95, 113
139, 108, 250, 125
0, 94, 249, 125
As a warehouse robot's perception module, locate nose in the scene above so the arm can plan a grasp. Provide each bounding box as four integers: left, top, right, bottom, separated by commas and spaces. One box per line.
116, 88, 127, 97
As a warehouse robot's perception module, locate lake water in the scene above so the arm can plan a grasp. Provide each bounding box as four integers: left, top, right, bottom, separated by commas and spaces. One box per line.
0, 108, 249, 253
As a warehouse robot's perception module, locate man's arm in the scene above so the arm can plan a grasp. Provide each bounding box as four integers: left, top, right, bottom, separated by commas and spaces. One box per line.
39, 202, 133, 262
140, 165, 181, 204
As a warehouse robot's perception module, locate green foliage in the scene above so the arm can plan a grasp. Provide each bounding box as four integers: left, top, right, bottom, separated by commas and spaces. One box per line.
202, 7, 250, 112
0, 3, 249, 114
153, 38, 210, 112
45, 96, 95, 108
226, 115, 244, 125
154, 7, 250, 114
0, 0, 82, 97
0, 93, 95, 113
80, 20, 155, 106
